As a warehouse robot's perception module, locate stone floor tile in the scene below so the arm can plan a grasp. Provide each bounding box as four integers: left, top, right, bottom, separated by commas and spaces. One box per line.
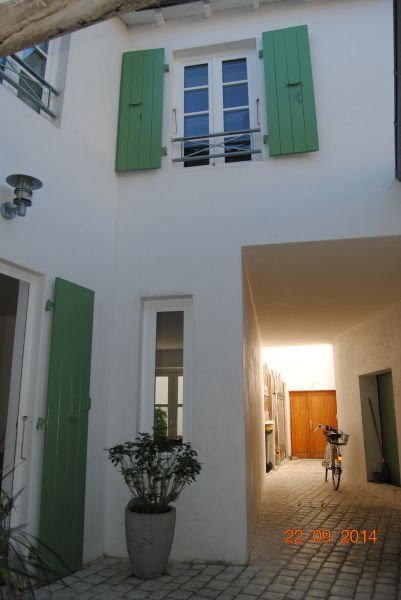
125, 591, 151, 600
37, 461, 401, 600
285, 592, 305, 600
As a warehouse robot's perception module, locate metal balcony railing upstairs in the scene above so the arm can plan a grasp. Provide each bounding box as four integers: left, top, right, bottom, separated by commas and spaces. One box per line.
171, 128, 262, 163
0, 54, 59, 119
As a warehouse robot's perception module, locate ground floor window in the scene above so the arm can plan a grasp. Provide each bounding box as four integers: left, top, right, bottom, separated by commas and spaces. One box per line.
139, 298, 193, 442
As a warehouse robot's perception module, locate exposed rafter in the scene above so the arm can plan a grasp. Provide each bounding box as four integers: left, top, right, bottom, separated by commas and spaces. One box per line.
0, 0, 160, 56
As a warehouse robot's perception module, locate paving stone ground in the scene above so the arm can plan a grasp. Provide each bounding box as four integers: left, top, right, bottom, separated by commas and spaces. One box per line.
39, 460, 401, 599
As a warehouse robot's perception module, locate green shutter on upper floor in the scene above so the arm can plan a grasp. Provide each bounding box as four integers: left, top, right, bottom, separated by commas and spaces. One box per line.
116, 48, 165, 171
262, 25, 319, 156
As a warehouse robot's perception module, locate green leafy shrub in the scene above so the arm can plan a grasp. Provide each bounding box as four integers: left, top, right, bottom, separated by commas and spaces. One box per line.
0, 470, 68, 598
108, 433, 201, 514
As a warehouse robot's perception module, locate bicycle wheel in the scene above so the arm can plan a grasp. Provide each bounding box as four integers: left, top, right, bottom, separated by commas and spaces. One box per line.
331, 446, 342, 490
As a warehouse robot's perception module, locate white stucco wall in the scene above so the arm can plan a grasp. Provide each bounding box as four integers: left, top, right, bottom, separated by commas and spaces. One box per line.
0, 18, 126, 562
243, 265, 265, 554
1, 0, 400, 568
263, 345, 335, 391
105, 0, 400, 561
333, 301, 401, 502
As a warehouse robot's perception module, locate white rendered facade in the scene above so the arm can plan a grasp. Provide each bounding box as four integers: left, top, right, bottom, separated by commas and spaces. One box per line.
0, 0, 400, 566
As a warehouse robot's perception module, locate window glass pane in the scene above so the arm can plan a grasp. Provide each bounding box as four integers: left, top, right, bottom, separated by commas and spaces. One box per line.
223, 84, 249, 109
185, 64, 208, 88
0, 57, 5, 84
19, 48, 46, 77
37, 42, 49, 55
185, 88, 208, 113
178, 376, 183, 405
177, 407, 183, 438
222, 58, 247, 83
184, 114, 209, 137
154, 406, 168, 436
224, 109, 250, 132
155, 376, 169, 405
154, 312, 184, 439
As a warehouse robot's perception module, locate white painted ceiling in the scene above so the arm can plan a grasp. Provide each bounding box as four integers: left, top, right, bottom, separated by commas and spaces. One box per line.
243, 236, 401, 346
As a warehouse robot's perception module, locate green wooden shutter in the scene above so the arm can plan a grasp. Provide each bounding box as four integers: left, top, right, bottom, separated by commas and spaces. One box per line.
116, 48, 165, 171
39, 278, 94, 577
262, 25, 318, 156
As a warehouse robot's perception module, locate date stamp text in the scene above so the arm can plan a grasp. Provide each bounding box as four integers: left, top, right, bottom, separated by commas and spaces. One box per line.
284, 529, 378, 544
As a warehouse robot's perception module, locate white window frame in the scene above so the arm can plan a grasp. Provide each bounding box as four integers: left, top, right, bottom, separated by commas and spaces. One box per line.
139, 297, 193, 442
173, 48, 259, 167
0, 37, 67, 120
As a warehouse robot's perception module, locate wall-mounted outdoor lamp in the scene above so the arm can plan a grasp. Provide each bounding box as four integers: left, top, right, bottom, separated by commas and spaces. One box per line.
1, 174, 43, 220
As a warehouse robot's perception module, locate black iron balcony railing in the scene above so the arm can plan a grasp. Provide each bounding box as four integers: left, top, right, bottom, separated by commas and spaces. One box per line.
0, 54, 59, 119
172, 128, 262, 163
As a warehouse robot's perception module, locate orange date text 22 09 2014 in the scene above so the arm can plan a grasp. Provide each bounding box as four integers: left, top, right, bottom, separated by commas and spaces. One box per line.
284, 529, 378, 544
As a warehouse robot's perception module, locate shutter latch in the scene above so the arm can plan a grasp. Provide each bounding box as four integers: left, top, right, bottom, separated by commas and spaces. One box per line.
45, 300, 55, 311
161, 147, 167, 156
164, 64, 170, 72
258, 50, 263, 59
69, 409, 80, 423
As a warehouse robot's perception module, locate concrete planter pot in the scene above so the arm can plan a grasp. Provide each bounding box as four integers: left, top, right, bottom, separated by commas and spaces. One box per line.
125, 501, 176, 579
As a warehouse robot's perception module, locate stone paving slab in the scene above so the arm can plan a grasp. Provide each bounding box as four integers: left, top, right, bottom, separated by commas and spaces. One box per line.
38, 460, 401, 599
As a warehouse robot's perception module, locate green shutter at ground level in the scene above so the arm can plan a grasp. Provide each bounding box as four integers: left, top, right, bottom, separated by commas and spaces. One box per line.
39, 278, 94, 577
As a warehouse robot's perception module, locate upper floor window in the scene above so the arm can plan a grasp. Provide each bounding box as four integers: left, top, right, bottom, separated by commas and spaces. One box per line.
173, 51, 261, 167
115, 27, 319, 173
0, 42, 60, 119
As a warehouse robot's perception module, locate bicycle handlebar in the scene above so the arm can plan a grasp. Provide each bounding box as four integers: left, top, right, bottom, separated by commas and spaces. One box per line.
315, 424, 341, 434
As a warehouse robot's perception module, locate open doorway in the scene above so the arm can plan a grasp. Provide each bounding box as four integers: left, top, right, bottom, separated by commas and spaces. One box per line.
264, 345, 336, 460
0, 273, 29, 494
360, 370, 400, 487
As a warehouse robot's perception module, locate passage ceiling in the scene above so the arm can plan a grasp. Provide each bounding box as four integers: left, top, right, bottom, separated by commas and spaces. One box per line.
243, 236, 401, 346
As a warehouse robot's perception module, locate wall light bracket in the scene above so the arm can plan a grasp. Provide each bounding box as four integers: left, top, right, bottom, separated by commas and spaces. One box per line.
1, 174, 43, 220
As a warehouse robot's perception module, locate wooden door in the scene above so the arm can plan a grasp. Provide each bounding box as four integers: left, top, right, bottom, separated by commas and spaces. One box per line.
39, 278, 94, 576
290, 390, 337, 459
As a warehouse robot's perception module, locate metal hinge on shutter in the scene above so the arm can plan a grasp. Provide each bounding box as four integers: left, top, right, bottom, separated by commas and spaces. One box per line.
36, 417, 48, 430
164, 64, 170, 72
82, 397, 92, 411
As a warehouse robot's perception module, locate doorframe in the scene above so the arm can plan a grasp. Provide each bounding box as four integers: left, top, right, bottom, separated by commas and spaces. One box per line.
2, 280, 29, 502
0, 260, 45, 534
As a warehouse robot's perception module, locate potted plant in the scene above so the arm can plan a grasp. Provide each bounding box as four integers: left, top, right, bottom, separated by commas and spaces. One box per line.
108, 425, 201, 579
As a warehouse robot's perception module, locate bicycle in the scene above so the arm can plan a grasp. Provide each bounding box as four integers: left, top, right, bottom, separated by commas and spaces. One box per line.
316, 424, 349, 490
